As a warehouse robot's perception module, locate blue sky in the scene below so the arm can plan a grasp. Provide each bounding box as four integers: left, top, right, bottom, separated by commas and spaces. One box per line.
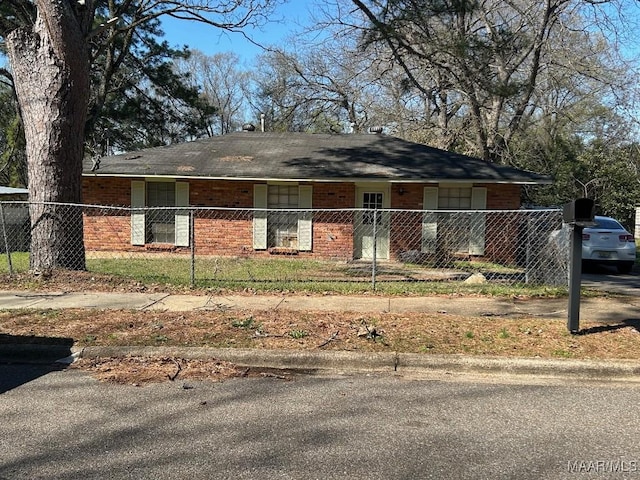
0, 2, 313, 70
160, 1, 314, 62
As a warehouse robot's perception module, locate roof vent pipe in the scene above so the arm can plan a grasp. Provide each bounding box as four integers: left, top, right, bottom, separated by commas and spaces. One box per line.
242, 123, 256, 132
369, 126, 383, 134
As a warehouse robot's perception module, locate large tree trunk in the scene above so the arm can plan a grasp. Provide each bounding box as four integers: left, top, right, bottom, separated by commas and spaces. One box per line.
6, 1, 91, 272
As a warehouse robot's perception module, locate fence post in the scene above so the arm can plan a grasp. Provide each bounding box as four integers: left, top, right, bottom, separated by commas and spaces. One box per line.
190, 209, 195, 288
371, 207, 377, 290
0, 203, 13, 275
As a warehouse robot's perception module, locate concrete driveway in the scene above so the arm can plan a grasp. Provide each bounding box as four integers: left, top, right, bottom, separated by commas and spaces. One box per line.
582, 264, 640, 296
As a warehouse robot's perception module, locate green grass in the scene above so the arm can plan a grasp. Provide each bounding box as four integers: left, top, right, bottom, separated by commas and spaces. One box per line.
0, 252, 575, 297
231, 316, 259, 329
453, 259, 522, 274
0, 252, 30, 273
289, 330, 309, 339
498, 327, 510, 339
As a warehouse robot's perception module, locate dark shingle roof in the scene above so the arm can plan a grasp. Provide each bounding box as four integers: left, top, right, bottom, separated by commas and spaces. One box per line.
83, 132, 550, 184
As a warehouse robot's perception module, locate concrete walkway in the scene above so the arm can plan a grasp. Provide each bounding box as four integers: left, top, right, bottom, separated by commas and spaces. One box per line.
2, 290, 640, 382
1, 289, 640, 323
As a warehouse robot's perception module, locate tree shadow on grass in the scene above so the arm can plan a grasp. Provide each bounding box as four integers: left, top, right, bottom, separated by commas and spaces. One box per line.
0, 333, 73, 393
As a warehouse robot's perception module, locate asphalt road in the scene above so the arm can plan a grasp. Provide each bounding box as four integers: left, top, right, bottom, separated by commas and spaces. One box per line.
1, 365, 639, 480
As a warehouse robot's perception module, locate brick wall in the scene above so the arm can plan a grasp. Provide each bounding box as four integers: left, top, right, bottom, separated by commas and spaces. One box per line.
189, 180, 254, 208
83, 178, 132, 252
485, 183, 521, 209
484, 184, 522, 263
81, 177, 523, 260
312, 182, 355, 208
83, 177, 131, 205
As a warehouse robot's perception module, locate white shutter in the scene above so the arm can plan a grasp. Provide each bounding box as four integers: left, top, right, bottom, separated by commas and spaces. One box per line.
253, 184, 268, 249
131, 181, 146, 245
422, 187, 439, 253
469, 187, 487, 255
297, 185, 313, 251
175, 182, 190, 247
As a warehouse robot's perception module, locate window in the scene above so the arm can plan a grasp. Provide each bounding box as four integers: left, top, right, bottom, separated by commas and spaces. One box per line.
438, 187, 472, 209
253, 184, 312, 251
131, 181, 190, 247
422, 186, 486, 255
268, 185, 299, 248
147, 182, 176, 243
362, 192, 383, 225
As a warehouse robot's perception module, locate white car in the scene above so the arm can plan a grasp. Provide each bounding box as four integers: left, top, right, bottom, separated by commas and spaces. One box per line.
582, 216, 637, 273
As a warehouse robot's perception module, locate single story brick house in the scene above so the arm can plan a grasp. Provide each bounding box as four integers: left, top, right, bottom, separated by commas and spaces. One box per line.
81, 131, 550, 262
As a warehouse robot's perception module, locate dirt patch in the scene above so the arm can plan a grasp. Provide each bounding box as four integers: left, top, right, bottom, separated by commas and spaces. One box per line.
2, 307, 640, 386
71, 356, 293, 386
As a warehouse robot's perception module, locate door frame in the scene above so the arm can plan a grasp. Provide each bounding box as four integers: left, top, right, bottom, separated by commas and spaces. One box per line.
354, 183, 391, 260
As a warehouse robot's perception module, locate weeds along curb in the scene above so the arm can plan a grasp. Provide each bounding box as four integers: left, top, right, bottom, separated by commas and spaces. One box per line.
78, 346, 398, 373
76, 346, 640, 382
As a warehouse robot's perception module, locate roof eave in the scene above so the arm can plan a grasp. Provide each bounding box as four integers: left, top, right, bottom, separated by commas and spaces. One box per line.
82, 172, 550, 185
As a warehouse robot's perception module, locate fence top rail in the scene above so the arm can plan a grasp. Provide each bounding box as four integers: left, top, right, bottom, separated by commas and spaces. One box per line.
0, 201, 563, 215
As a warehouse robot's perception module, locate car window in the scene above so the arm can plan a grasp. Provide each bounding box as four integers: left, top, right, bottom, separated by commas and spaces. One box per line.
594, 218, 624, 230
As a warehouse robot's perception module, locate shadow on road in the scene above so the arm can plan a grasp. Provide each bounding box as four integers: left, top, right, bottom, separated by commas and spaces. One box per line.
0, 362, 68, 394
0, 333, 73, 394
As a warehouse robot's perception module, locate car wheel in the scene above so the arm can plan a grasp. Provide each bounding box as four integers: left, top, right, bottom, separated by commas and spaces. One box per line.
617, 262, 634, 274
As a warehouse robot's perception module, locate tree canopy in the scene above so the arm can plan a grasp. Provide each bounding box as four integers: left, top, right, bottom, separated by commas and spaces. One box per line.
0, 0, 281, 271
1, 0, 640, 268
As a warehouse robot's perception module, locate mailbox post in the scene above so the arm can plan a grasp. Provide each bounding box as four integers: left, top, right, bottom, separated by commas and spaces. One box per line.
563, 198, 596, 334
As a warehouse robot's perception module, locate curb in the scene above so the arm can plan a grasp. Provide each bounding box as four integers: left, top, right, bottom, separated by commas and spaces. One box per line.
3, 344, 640, 382
0, 344, 75, 364
78, 346, 640, 383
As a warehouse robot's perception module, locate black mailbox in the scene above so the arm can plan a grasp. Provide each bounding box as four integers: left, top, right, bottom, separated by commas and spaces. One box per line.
563, 198, 596, 227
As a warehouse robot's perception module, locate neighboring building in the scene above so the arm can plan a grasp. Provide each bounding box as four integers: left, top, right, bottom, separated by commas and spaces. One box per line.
0, 186, 30, 253
0, 186, 28, 200
81, 131, 550, 262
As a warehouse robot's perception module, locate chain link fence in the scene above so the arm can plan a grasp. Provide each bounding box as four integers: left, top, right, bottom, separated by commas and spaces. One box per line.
1, 202, 568, 289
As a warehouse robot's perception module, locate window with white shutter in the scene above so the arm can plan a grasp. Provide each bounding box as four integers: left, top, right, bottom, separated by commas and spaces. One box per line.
253, 183, 313, 251
130, 180, 190, 246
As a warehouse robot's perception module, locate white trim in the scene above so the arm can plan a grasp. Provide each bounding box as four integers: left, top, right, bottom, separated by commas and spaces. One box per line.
437, 182, 474, 189
130, 181, 146, 246
253, 184, 268, 250
422, 187, 439, 253
175, 182, 190, 247
84, 173, 550, 186
298, 185, 313, 251
354, 185, 390, 260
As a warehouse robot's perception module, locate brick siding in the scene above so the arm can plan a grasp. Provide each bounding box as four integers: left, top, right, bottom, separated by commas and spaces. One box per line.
81, 177, 522, 261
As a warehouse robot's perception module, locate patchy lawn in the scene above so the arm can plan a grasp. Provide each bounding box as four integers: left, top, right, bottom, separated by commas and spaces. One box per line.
1, 269, 638, 385
1, 307, 639, 361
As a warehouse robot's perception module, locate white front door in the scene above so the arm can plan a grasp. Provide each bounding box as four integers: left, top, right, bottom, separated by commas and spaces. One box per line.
355, 186, 390, 260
